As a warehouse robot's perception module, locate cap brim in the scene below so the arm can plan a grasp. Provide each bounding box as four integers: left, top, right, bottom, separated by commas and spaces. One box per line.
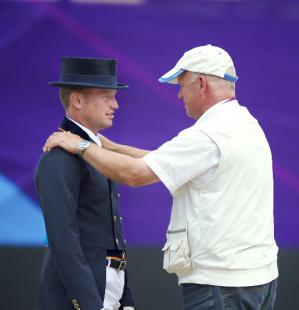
48, 81, 128, 89
158, 68, 185, 84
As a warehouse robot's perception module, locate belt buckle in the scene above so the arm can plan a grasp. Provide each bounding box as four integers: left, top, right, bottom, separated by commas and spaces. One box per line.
118, 259, 126, 271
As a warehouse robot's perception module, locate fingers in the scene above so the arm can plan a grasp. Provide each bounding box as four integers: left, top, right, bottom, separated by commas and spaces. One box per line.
42, 131, 78, 153
42, 131, 63, 152
43, 138, 51, 152
52, 131, 70, 136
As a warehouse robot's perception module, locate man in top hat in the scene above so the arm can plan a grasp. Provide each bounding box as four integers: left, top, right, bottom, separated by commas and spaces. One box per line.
35, 57, 135, 310
44, 44, 278, 309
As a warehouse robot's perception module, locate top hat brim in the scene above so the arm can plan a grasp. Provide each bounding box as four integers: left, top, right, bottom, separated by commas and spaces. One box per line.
48, 81, 128, 89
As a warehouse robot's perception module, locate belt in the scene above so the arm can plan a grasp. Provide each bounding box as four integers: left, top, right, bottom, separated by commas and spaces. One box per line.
106, 249, 126, 258
106, 256, 127, 271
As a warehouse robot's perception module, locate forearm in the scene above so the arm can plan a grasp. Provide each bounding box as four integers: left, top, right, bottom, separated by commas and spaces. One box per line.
82, 144, 151, 186
43, 131, 159, 186
104, 140, 150, 158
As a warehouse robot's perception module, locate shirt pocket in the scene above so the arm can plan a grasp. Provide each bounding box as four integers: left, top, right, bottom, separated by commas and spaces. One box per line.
162, 228, 192, 274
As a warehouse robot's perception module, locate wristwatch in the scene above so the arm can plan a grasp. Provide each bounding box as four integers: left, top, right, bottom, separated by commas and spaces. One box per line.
76, 140, 91, 156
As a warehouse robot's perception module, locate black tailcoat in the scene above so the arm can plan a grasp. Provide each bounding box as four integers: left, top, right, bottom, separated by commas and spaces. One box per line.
35, 117, 134, 310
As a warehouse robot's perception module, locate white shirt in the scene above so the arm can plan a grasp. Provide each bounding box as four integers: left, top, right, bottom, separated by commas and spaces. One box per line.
143, 99, 278, 287
67, 117, 102, 147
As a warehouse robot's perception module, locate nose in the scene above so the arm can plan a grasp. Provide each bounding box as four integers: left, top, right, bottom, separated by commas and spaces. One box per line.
111, 98, 119, 110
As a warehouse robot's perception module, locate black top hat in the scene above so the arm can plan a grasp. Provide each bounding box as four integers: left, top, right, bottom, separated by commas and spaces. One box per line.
48, 57, 128, 89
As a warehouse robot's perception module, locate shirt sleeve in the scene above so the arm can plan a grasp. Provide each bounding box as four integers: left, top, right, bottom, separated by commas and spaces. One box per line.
143, 127, 220, 194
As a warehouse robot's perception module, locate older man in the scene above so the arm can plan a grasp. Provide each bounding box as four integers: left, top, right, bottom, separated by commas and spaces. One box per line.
44, 45, 278, 309
36, 57, 135, 310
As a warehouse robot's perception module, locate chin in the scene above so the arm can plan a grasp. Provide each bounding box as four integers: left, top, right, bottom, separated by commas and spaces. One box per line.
102, 121, 113, 129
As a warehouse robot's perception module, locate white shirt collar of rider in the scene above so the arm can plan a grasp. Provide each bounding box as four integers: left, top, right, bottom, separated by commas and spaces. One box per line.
66, 116, 102, 147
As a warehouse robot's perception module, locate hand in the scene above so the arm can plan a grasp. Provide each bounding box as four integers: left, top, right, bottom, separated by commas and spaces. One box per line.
99, 134, 115, 151
43, 131, 82, 154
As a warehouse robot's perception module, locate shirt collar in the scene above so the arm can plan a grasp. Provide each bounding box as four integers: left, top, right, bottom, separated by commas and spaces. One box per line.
66, 116, 102, 147
196, 98, 237, 124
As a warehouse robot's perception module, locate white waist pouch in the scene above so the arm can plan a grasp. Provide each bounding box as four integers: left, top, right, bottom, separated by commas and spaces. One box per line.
162, 228, 192, 274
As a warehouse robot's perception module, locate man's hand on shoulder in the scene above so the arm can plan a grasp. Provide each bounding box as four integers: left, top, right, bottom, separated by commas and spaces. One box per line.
43, 131, 81, 154
99, 134, 116, 151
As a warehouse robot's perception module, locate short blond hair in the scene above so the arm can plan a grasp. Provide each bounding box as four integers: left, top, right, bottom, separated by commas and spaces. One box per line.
59, 87, 87, 110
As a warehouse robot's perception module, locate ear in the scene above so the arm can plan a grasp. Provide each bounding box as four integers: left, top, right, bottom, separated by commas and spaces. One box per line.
69, 91, 82, 110
198, 76, 207, 94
